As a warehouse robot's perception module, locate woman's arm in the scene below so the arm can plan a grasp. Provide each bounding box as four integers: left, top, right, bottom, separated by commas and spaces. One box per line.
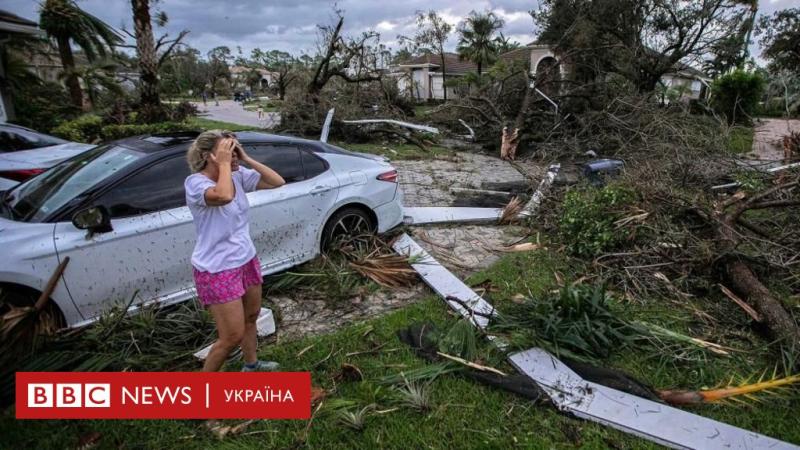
238, 146, 286, 189
204, 139, 236, 205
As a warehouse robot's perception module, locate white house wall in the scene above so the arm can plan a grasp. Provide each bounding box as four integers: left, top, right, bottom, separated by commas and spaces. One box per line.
430, 74, 459, 100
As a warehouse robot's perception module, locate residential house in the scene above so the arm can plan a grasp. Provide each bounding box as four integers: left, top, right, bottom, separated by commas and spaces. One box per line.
229, 65, 277, 93
500, 43, 711, 102
660, 64, 711, 102
395, 53, 477, 101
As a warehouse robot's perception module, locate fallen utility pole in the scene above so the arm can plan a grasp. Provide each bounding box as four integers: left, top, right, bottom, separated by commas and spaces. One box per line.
402, 207, 503, 225
518, 164, 559, 219
392, 234, 797, 449
320, 108, 335, 143
402, 164, 560, 225
341, 119, 439, 134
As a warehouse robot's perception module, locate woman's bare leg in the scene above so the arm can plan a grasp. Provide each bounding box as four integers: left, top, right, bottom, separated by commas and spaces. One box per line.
240, 283, 263, 364
203, 300, 245, 372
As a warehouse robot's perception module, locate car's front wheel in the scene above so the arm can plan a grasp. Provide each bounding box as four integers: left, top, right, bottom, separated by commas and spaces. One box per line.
321, 206, 376, 250
0, 286, 65, 337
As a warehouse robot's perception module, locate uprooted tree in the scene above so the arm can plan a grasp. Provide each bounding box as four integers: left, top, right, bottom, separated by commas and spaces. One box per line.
528, 96, 800, 349
279, 9, 396, 136
307, 11, 383, 98
531, 0, 756, 94
710, 179, 800, 345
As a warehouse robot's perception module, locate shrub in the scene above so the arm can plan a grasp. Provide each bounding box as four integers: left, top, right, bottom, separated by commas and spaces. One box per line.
99, 122, 194, 141
51, 117, 194, 143
711, 70, 766, 124
51, 114, 104, 143
559, 184, 635, 257
11, 81, 79, 133
492, 284, 634, 360
168, 101, 198, 122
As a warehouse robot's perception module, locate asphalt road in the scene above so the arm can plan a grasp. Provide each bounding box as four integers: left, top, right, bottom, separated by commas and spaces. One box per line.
192, 100, 280, 129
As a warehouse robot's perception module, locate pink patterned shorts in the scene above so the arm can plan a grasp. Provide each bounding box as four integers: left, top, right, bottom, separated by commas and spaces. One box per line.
193, 256, 262, 306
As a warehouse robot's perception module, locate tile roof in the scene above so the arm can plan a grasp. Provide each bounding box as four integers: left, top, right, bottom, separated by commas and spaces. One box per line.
499, 47, 531, 64
0, 9, 37, 27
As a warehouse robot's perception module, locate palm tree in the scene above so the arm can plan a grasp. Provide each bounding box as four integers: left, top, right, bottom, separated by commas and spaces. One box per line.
456, 11, 504, 75
39, 0, 122, 110
130, 0, 161, 120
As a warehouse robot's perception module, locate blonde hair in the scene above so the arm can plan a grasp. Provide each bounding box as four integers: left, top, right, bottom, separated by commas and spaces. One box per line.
186, 129, 231, 172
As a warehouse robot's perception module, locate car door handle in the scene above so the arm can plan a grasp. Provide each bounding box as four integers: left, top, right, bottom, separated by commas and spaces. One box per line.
310, 185, 332, 195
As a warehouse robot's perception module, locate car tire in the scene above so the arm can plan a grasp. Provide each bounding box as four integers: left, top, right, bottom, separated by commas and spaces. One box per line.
321, 207, 376, 250
0, 286, 65, 332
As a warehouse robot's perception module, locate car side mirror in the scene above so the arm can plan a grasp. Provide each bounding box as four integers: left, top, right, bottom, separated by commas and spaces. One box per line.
72, 206, 112, 233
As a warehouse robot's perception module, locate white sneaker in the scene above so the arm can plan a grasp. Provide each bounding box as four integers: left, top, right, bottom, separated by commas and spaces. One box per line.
241, 360, 280, 372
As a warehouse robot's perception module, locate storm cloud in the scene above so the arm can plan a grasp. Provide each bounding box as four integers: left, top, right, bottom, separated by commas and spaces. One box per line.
4, 0, 794, 59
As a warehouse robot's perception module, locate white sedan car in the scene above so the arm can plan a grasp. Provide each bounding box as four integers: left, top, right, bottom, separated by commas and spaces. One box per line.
0, 123, 95, 191
0, 131, 404, 328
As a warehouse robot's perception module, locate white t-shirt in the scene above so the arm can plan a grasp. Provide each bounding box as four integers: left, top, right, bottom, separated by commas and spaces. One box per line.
184, 167, 261, 273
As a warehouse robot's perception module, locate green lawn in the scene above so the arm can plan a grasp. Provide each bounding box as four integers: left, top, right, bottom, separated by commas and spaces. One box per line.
3, 245, 797, 449
243, 100, 281, 113
186, 117, 259, 132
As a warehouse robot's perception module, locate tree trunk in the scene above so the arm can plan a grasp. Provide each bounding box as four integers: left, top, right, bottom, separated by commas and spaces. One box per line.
131, 0, 162, 120
477, 62, 482, 76
711, 196, 800, 346
56, 35, 84, 110
500, 82, 534, 160
724, 258, 800, 345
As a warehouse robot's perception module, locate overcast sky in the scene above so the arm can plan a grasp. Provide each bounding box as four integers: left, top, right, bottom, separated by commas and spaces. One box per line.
4, 0, 796, 61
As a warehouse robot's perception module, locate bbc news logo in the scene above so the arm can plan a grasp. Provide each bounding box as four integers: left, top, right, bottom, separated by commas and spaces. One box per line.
28, 383, 110, 408
16, 372, 310, 419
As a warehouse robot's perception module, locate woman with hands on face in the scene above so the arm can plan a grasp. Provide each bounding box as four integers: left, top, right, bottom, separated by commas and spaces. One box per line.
184, 130, 285, 372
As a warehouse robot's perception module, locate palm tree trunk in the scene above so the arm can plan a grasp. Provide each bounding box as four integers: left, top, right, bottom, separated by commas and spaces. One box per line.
131, 0, 161, 119
56, 35, 84, 110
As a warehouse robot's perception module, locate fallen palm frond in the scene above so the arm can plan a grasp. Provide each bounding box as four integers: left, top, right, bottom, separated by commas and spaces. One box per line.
1, 300, 215, 404
348, 254, 418, 288
499, 196, 523, 224
658, 372, 800, 406
633, 321, 734, 356
266, 233, 418, 298
490, 283, 738, 363
437, 318, 480, 361
1, 257, 70, 352
491, 284, 637, 361
345, 234, 418, 287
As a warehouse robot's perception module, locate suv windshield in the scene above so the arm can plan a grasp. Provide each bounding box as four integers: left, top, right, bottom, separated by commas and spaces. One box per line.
4, 145, 146, 222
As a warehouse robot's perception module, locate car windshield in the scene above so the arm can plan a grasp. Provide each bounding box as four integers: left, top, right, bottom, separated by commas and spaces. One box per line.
0, 126, 68, 152
4, 145, 146, 222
